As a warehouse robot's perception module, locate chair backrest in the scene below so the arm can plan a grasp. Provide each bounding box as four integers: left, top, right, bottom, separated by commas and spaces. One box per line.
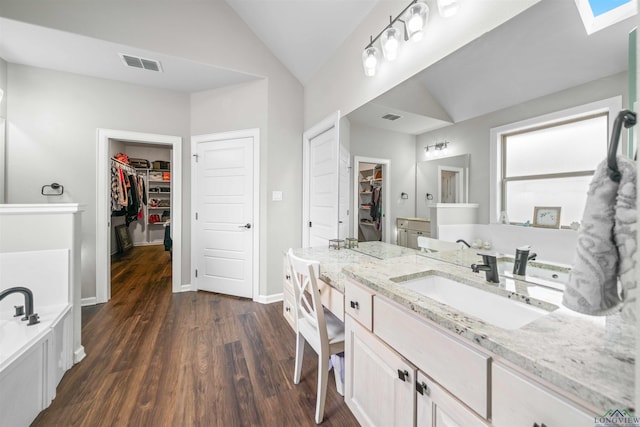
287, 249, 328, 347
417, 236, 462, 253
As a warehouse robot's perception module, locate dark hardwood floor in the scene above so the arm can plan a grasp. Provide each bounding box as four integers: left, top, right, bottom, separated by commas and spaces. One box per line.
32, 245, 359, 427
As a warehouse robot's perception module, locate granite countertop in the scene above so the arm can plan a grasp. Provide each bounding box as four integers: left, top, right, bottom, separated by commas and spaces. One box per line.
292, 242, 634, 413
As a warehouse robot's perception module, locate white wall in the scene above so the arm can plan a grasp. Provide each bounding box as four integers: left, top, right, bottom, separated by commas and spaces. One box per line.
5, 64, 190, 300
304, 0, 539, 127
0, 1, 304, 299
0, 58, 7, 203
349, 121, 416, 238
415, 72, 628, 224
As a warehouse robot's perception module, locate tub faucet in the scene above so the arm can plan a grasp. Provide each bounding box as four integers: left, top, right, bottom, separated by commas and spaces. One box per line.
471, 254, 500, 283
0, 287, 39, 325
513, 246, 537, 276
456, 239, 471, 248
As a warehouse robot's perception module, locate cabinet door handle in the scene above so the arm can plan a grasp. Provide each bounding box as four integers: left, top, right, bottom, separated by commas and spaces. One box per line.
350, 300, 359, 309
285, 274, 291, 280
533, 423, 547, 427
285, 307, 290, 312
397, 369, 409, 382
416, 381, 430, 396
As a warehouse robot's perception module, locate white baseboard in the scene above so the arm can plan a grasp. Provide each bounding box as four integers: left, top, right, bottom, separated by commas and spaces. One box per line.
255, 292, 283, 304
81, 297, 97, 306
74, 346, 86, 363
179, 283, 194, 292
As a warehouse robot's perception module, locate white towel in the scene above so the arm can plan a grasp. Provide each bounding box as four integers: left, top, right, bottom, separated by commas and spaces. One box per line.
614, 156, 637, 321
562, 158, 624, 315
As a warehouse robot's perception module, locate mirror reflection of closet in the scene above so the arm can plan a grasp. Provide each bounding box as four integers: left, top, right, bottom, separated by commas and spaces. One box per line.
358, 162, 383, 242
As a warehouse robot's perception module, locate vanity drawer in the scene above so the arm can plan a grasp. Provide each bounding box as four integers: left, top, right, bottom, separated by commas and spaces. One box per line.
345, 279, 374, 330
492, 363, 594, 427
374, 296, 489, 418
397, 219, 408, 229
318, 279, 344, 321
282, 288, 296, 330
407, 220, 430, 233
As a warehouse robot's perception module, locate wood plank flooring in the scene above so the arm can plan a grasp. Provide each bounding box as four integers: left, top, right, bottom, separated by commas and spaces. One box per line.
32, 245, 359, 427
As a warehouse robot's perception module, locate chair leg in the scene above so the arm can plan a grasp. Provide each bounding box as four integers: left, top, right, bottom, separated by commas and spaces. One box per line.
315, 356, 329, 424
294, 333, 305, 385
332, 355, 344, 397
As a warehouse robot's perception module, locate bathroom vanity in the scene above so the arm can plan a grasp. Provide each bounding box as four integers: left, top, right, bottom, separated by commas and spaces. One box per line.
284, 242, 633, 426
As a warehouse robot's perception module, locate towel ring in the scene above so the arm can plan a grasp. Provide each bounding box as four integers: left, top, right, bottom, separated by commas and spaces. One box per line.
607, 109, 637, 183
41, 182, 64, 196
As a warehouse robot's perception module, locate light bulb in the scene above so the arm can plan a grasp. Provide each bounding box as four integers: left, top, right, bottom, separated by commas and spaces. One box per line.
381, 27, 401, 61
362, 46, 380, 77
405, 0, 429, 42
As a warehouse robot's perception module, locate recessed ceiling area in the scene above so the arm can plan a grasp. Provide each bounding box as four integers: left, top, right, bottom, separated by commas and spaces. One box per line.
347, 0, 634, 134
0, 17, 260, 92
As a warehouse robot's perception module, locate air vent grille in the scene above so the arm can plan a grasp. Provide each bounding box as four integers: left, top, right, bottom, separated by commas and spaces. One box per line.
119, 54, 163, 72
382, 113, 401, 121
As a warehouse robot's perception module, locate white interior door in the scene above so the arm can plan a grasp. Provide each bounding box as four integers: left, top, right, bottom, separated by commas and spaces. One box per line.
308, 127, 339, 247
194, 136, 254, 298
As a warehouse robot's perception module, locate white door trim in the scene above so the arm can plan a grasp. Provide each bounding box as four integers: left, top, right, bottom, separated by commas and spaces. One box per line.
302, 111, 340, 247
352, 156, 391, 244
96, 128, 183, 304
191, 128, 260, 301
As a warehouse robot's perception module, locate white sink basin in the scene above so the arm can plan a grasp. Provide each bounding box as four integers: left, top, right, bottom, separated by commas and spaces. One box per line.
498, 261, 569, 290
397, 275, 554, 330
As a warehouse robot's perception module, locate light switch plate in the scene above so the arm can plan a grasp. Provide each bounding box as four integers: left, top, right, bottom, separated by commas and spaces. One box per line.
272, 191, 283, 201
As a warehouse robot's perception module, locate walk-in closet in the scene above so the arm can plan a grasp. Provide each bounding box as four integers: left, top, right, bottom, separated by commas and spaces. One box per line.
357, 162, 383, 241
110, 140, 173, 278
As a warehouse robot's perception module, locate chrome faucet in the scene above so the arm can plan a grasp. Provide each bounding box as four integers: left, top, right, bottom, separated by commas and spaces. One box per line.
471, 254, 500, 283
456, 239, 471, 248
0, 287, 39, 325
513, 246, 537, 276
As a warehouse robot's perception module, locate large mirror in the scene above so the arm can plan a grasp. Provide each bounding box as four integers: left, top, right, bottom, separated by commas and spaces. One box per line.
345, 0, 633, 270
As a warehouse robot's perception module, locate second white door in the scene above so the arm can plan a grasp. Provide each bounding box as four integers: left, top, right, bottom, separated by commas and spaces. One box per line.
193, 135, 254, 298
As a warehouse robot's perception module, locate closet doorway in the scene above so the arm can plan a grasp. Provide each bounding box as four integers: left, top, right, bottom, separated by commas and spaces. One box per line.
96, 129, 183, 304
352, 156, 391, 243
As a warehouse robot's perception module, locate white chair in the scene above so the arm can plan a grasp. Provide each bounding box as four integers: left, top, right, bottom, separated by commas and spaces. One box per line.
287, 249, 345, 424
417, 236, 463, 253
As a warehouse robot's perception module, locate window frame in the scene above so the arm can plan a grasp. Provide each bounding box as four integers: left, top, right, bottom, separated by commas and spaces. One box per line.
499, 112, 608, 220
489, 96, 622, 225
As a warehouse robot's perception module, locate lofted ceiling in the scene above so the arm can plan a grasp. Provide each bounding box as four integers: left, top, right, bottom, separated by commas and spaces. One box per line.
0, 0, 635, 131
347, 0, 635, 134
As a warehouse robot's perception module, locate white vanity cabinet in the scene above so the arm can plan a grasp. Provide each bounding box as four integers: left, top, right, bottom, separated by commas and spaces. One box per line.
492, 363, 594, 427
396, 218, 430, 249
416, 372, 489, 427
282, 256, 296, 330
344, 279, 490, 426
345, 315, 416, 426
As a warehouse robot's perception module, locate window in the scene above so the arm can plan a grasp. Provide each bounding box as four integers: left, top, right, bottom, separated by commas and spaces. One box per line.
500, 113, 608, 227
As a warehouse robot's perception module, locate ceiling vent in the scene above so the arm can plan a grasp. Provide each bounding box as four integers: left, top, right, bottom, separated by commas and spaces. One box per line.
382, 113, 401, 121
119, 54, 163, 72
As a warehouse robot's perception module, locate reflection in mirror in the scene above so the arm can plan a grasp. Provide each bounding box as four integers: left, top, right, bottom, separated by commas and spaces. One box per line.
416, 154, 469, 217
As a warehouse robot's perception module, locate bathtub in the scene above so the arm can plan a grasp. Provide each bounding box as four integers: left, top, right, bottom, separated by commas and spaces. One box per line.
0, 250, 74, 426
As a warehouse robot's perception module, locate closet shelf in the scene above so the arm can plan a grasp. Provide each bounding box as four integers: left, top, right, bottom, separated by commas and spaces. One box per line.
149, 207, 171, 210
359, 221, 376, 227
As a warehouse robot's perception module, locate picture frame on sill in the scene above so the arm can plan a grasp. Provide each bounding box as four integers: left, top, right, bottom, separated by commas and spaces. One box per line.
115, 224, 134, 253
533, 206, 561, 229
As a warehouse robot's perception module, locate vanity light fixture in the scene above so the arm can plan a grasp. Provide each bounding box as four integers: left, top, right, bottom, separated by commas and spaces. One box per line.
362, 0, 460, 77
424, 141, 450, 158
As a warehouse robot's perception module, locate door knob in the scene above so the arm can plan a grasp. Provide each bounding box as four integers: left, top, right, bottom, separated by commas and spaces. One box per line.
239, 223, 252, 229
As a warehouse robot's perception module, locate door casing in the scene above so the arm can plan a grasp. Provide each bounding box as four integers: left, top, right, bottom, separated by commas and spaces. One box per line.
96, 128, 183, 304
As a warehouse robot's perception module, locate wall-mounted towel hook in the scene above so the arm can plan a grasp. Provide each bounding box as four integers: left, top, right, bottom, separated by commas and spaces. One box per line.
41, 183, 64, 196
607, 109, 637, 183
401, 192, 409, 199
